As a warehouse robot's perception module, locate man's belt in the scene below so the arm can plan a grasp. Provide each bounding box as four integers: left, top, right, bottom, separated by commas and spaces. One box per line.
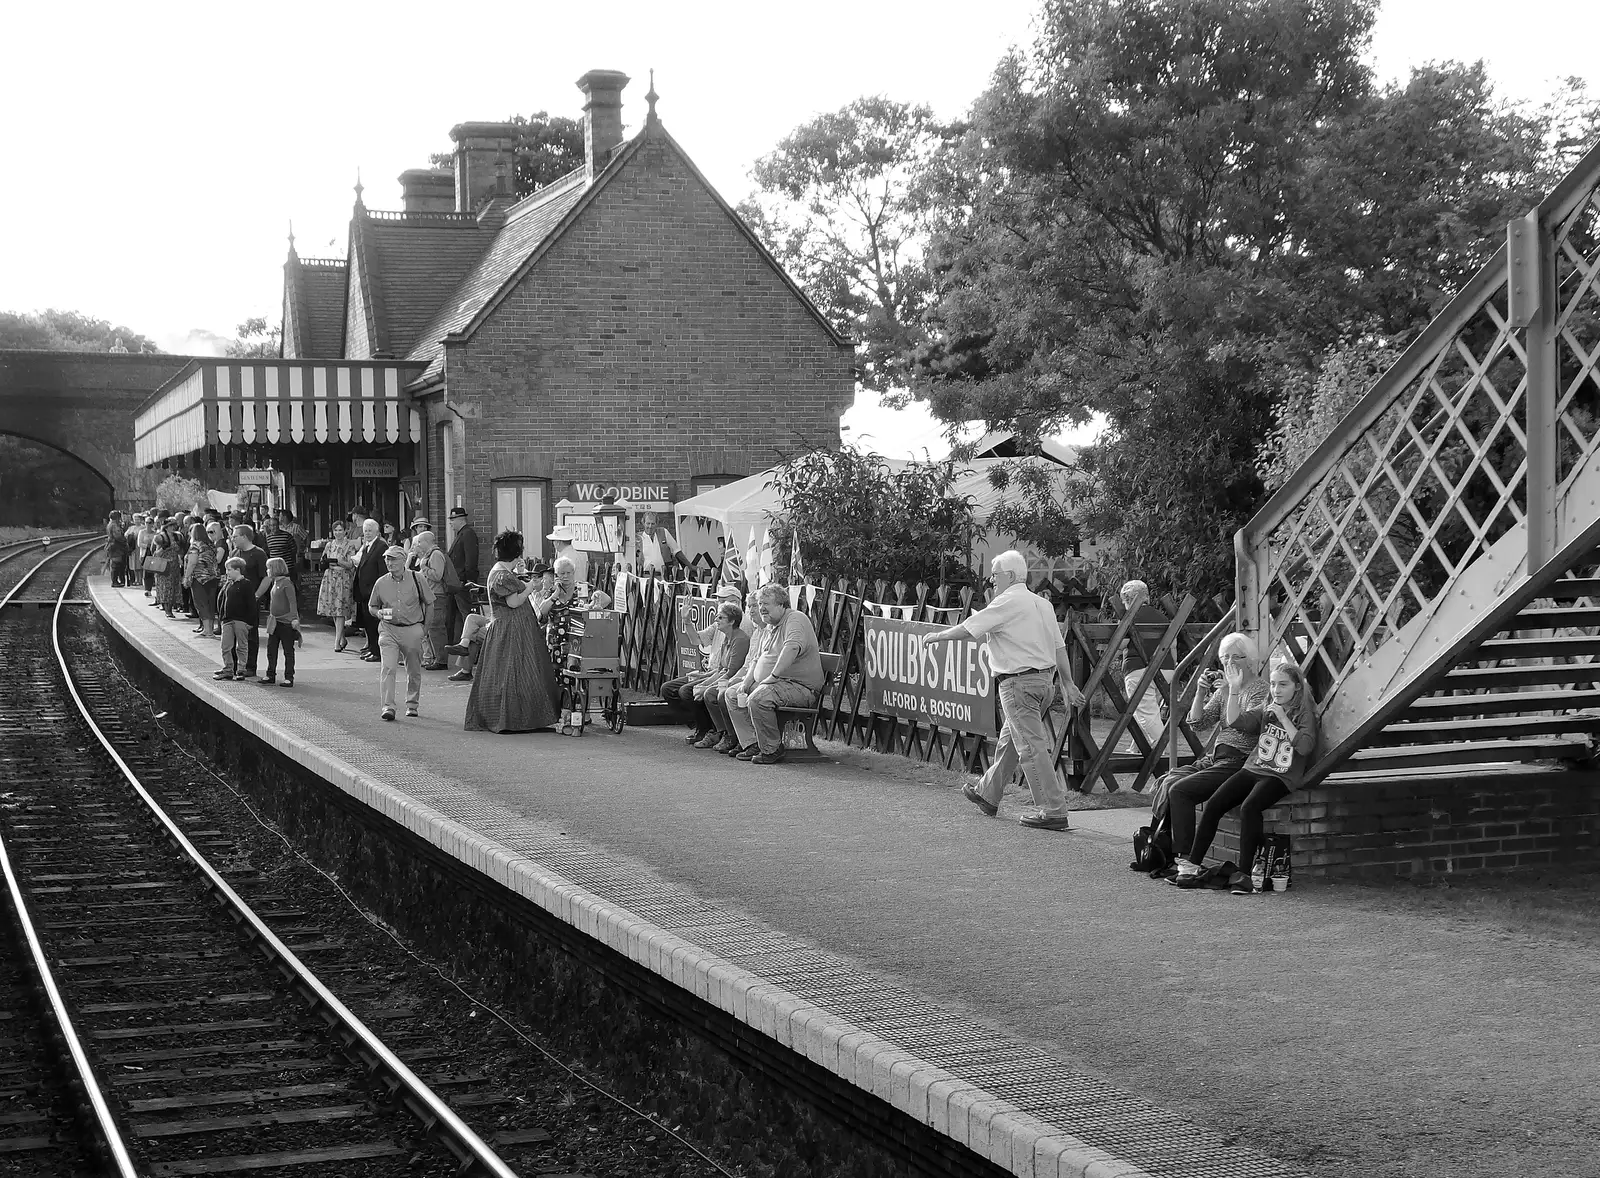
993, 667, 1054, 685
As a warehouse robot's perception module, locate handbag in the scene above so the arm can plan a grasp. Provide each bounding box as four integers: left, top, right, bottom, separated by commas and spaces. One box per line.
144, 554, 169, 573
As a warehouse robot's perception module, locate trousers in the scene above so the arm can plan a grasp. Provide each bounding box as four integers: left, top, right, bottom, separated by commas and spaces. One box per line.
660, 676, 700, 725
746, 679, 819, 753
219, 621, 251, 674
265, 625, 297, 681
1186, 768, 1290, 871
1164, 751, 1247, 860
379, 621, 424, 712
423, 598, 448, 665
976, 671, 1067, 817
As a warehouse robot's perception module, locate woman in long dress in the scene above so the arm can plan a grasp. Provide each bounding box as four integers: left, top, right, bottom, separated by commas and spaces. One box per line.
153, 521, 184, 618
464, 529, 560, 733
317, 519, 359, 651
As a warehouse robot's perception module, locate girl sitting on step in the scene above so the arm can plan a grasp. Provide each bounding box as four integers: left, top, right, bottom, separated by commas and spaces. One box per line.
1172, 660, 1319, 895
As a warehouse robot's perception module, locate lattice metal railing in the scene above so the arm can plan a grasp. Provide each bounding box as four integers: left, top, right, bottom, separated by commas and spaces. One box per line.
1236, 139, 1600, 779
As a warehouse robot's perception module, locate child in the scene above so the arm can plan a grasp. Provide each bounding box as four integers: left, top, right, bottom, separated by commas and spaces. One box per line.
1172, 661, 1319, 894
214, 558, 254, 681
259, 556, 301, 687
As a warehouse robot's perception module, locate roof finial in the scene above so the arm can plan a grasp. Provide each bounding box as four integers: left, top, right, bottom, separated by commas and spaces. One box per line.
354, 168, 365, 207
287, 220, 296, 254
645, 69, 659, 125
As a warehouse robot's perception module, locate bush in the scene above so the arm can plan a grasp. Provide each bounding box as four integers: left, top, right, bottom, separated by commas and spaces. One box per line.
154, 474, 207, 514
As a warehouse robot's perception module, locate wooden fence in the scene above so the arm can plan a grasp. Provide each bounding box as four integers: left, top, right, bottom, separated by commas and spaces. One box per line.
595, 566, 1234, 793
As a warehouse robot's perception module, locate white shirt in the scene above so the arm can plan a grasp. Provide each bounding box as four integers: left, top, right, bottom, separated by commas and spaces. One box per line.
962, 583, 1065, 675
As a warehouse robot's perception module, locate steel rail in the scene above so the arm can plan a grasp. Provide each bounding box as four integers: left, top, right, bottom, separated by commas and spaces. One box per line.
47, 551, 521, 1174
0, 542, 138, 1177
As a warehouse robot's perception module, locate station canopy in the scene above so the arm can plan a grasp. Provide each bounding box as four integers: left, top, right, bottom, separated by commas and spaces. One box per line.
133, 359, 427, 466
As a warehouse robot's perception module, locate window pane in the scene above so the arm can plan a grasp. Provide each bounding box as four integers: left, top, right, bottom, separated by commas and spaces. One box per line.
521, 486, 544, 555
495, 486, 517, 537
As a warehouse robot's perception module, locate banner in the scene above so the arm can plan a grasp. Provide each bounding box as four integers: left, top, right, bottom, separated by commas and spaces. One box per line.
861, 616, 998, 736
674, 594, 721, 675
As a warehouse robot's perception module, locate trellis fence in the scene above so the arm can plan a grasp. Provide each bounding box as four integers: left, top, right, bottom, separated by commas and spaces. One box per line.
596, 566, 1235, 793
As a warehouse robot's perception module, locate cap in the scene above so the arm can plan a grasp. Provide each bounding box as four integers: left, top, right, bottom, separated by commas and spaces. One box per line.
410, 517, 431, 529
715, 584, 743, 602
384, 545, 408, 558
449, 506, 468, 519
547, 525, 576, 542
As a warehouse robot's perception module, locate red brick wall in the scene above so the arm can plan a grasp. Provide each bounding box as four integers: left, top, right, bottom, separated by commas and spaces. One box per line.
1211, 770, 1600, 880
443, 133, 855, 530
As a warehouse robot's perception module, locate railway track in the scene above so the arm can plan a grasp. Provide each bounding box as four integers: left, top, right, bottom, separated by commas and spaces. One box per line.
0, 544, 527, 1176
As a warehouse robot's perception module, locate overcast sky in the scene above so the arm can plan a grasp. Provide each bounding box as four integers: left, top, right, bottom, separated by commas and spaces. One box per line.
2, 0, 1596, 429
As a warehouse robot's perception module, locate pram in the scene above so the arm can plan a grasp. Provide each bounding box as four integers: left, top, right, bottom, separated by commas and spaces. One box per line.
554, 608, 625, 736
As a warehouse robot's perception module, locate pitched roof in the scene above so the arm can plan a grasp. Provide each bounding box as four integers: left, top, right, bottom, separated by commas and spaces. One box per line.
349, 210, 499, 358
282, 255, 347, 359
403, 169, 590, 380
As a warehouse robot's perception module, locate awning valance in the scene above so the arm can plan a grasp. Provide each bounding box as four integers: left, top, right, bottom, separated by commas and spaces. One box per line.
134, 360, 428, 466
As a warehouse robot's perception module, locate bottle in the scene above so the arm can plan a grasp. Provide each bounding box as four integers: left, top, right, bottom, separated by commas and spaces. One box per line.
1251, 847, 1267, 893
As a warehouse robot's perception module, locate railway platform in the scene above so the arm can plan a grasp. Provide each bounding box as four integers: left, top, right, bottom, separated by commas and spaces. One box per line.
90, 577, 1600, 1178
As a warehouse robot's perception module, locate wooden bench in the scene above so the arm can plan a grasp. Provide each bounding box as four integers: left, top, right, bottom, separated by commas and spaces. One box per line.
774, 651, 842, 762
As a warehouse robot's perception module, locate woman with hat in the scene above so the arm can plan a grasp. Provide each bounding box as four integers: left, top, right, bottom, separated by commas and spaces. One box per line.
546, 524, 588, 585
152, 517, 185, 619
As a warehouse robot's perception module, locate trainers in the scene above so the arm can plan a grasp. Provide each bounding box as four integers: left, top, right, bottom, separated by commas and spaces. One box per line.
1229, 874, 1256, 895
232, 673, 248, 681
381, 708, 395, 721
1018, 811, 1072, 831
962, 783, 998, 817
751, 750, 785, 765
693, 733, 722, 749
713, 736, 738, 753
212, 669, 233, 680
406, 707, 419, 718
257, 676, 275, 685
735, 745, 760, 761
280, 679, 294, 688
685, 729, 710, 745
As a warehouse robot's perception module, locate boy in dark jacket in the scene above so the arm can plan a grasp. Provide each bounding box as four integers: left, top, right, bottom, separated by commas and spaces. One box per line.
214, 558, 255, 681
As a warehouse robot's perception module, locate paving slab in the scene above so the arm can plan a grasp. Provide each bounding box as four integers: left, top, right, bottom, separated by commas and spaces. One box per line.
91, 580, 1600, 1178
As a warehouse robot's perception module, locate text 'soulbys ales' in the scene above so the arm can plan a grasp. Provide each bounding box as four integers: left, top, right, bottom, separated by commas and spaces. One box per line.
861, 616, 999, 736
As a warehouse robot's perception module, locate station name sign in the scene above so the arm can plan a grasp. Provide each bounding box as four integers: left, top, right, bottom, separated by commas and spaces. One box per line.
569, 482, 673, 504
861, 616, 998, 736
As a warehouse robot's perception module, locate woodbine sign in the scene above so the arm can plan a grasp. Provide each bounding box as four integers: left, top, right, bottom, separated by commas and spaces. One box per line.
862, 616, 998, 737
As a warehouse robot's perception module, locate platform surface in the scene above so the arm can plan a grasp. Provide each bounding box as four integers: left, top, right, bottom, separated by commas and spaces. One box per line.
93, 581, 1600, 1178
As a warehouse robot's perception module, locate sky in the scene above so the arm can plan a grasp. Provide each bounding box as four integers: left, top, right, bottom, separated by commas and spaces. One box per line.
2, 0, 1596, 455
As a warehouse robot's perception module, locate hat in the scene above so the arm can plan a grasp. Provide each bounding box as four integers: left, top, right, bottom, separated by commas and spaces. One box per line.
530, 560, 551, 576
715, 584, 743, 602
410, 516, 431, 529
384, 545, 407, 558
449, 506, 468, 519
547, 525, 576, 542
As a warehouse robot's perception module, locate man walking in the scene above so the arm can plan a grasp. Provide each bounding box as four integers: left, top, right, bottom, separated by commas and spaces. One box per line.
445, 507, 480, 644
368, 546, 434, 721
352, 518, 388, 662
924, 550, 1085, 830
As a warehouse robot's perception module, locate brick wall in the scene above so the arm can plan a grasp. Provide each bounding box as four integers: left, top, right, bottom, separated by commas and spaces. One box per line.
443, 133, 855, 532
1211, 769, 1600, 880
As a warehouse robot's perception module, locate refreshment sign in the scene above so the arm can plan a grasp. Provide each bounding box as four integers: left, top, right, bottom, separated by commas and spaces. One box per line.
861, 616, 998, 736
352, 459, 398, 479
674, 593, 720, 675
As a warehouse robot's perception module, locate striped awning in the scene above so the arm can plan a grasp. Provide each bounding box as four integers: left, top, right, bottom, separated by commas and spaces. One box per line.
134, 359, 428, 466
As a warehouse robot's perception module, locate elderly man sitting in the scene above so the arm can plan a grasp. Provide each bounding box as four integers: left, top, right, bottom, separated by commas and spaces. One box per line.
661, 584, 745, 743
724, 584, 824, 764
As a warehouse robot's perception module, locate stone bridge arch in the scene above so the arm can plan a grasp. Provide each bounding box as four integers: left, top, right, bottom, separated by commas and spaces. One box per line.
0, 351, 192, 513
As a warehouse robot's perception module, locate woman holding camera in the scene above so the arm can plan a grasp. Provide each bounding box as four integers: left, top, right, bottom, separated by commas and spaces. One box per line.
1164, 632, 1270, 866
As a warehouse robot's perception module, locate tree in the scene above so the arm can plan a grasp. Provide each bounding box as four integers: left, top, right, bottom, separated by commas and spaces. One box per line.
429, 112, 585, 199
0, 308, 159, 353
154, 474, 207, 514
768, 446, 980, 585
741, 97, 954, 393
225, 317, 281, 358
911, 0, 1597, 596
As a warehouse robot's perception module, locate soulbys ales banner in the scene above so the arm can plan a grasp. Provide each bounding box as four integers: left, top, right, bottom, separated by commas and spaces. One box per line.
861, 616, 998, 736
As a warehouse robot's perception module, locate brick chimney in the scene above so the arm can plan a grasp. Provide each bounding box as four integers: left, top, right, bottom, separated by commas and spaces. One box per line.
448, 122, 518, 212
576, 70, 630, 181
398, 168, 455, 213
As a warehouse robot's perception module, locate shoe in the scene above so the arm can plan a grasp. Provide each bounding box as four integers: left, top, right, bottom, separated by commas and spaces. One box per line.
448, 670, 472, 682
361, 653, 380, 663
962, 783, 998, 817
445, 643, 469, 656
280, 679, 293, 688
693, 733, 722, 749
1018, 811, 1072, 831
685, 729, 709, 745
191, 626, 206, 634
422, 662, 448, 671
1171, 872, 1209, 889
406, 707, 419, 718
735, 746, 760, 761
233, 673, 248, 681
212, 669, 233, 680
334, 638, 348, 653
713, 736, 738, 753
751, 751, 785, 765
1229, 874, 1256, 895
381, 708, 395, 721
257, 676, 275, 685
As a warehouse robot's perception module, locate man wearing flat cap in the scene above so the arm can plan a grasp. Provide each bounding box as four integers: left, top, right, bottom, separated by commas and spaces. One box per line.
445, 507, 479, 645
368, 545, 435, 721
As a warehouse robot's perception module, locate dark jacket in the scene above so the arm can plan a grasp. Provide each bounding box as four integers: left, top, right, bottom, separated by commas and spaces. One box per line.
217, 578, 256, 624
354, 537, 389, 600
448, 524, 480, 586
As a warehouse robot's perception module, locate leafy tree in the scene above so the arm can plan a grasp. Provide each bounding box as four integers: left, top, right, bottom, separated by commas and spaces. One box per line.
154, 474, 208, 514
911, 0, 1597, 597
1256, 337, 1398, 492
225, 317, 282, 358
768, 446, 980, 585
741, 98, 954, 394
429, 112, 585, 198
0, 308, 159, 353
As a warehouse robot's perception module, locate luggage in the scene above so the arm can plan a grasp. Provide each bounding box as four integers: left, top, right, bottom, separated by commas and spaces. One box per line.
1131, 813, 1175, 874
563, 609, 623, 672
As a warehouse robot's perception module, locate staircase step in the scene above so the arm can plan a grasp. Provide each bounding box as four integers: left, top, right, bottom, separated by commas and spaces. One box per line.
1375, 714, 1600, 745
1442, 664, 1600, 690
1473, 636, 1600, 659
1347, 737, 1594, 772
1406, 689, 1600, 718
1544, 579, 1600, 600
1502, 606, 1600, 628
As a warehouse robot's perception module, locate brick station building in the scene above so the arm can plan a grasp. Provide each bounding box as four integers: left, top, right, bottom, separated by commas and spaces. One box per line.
137, 69, 854, 567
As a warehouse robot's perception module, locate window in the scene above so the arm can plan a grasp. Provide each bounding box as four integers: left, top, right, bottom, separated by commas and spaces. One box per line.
690, 474, 740, 498
493, 480, 548, 557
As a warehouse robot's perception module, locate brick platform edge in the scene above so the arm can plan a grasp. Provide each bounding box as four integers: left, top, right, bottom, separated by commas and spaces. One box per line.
1212, 771, 1600, 880
89, 587, 1163, 1178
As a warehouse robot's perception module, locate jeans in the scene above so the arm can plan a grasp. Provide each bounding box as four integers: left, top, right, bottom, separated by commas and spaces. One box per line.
977, 671, 1067, 817
423, 599, 448, 665
660, 676, 699, 725
1165, 749, 1247, 859
265, 625, 297, 681
701, 686, 730, 736
379, 621, 424, 712
748, 679, 820, 754
219, 621, 251, 674
1187, 768, 1290, 871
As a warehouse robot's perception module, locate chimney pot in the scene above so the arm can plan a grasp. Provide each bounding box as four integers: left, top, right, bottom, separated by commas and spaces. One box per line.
448, 121, 518, 212
576, 69, 630, 180
398, 168, 456, 213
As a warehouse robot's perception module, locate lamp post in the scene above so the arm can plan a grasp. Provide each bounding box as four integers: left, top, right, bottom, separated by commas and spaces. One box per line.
594, 493, 627, 559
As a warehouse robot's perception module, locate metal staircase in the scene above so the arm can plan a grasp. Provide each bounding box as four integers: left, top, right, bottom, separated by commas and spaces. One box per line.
1235, 140, 1600, 788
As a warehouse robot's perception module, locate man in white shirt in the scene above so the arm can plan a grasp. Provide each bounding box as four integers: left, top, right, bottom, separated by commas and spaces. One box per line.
368, 546, 435, 721
924, 550, 1085, 830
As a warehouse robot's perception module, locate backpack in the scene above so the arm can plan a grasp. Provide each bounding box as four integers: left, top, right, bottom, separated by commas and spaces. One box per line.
438, 549, 463, 593
1131, 812, 1175, 874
